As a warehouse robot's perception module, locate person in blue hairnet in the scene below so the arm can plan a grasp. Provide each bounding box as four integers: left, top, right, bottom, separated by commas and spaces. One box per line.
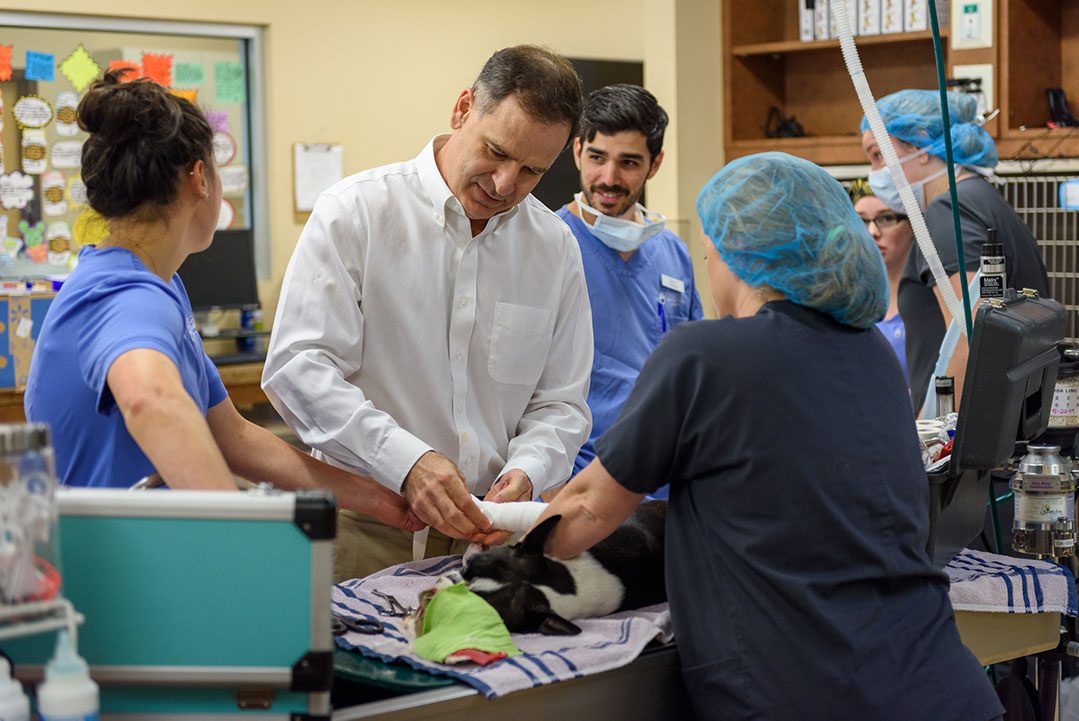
861, 89, 1048, 414
531, 153, 1003, 721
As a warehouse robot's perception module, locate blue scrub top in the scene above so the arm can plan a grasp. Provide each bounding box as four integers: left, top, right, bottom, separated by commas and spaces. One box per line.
558, 207, 703, 498
25, 246, 228, 488
875, 312, 908, 381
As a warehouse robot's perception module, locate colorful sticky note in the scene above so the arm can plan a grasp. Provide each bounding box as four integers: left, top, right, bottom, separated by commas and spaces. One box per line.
0, 46, 12, 82
206, 110, 230, 133
141, 52, 173, 86
174, 62, 204, 86
24, 52, 56, 83
59, 44, 101, 93
214, 62, 245, 103
107, 59, 140, 81
170, 87, 198, 103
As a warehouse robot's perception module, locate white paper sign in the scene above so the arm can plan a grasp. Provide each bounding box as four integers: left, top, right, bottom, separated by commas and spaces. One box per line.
13, 96, 53, 129
217, 198, 235, 230
51, 140, 83, 169
293, 143, 343, 212
46, 222, 73, 266
42, 171, 67, 216
212, 131, 237, 166
55, 91, 79, 136
21, 130, 47, 175
219, 164, 249, 197
0, 172, 35, 210
15, 317, 33, 340
67, 176, 88, 207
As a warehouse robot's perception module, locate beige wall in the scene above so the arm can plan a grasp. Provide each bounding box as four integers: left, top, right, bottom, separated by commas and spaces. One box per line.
7, 0, 726, 317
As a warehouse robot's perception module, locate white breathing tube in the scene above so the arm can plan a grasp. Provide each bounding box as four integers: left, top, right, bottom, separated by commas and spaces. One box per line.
830, 0, 968, 334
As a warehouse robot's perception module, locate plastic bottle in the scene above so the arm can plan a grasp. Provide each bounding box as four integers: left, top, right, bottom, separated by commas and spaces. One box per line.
0, 657, 30, 721
979, 229, 1005, 301
36, 631, 99, 721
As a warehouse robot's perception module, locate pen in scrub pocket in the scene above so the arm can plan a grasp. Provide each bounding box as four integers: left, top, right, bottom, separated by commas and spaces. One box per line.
657, 298, 667, 333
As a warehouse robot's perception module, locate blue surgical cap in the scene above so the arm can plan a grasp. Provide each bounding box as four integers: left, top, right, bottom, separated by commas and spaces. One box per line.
860, 89, 998, 168
695, 152, 887, 329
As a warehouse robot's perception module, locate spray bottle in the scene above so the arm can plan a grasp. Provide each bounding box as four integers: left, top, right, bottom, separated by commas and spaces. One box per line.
0, 657, 30, 721
979, 228, 1005, 301
36, 630, 98, 721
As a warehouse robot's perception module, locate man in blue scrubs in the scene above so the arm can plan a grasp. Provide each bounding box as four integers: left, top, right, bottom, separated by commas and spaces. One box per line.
557, 85, 703, 497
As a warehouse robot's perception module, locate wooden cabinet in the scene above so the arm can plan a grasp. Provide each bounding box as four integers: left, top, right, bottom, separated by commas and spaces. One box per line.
723, 0, 1079, 164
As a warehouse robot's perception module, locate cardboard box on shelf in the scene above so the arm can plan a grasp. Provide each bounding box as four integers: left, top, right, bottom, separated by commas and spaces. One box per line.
0, 292, 55, 390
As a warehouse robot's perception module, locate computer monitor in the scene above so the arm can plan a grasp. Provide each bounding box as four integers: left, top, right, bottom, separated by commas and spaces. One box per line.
177, 229, 259, 311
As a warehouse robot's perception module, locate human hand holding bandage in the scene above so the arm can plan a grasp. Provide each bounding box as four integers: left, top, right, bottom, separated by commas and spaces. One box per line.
472, 499, 548, 534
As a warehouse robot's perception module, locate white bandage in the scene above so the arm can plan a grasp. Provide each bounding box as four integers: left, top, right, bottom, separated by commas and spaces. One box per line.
472, 499, 548, 533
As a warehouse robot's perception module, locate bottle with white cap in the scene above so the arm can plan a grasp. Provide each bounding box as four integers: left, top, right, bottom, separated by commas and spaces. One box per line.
0, 656, 30, 721
36, 630, 98, 721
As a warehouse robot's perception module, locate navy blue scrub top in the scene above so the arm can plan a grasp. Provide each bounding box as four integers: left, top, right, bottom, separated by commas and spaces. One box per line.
595, 301, 1002, 721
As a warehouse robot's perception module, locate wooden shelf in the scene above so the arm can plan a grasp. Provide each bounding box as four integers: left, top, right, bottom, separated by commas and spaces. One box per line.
997, 126, 1079, 161
727, 135, 868, 165
733, 28, 949, 58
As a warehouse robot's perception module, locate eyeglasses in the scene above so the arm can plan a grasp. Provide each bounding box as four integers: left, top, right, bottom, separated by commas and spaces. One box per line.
860, 213, 908, 229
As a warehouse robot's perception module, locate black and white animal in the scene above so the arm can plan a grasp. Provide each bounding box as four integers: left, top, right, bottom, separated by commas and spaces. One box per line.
457, 500, 667, 635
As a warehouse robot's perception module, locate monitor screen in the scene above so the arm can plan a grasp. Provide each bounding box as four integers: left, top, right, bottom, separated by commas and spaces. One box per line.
177, 229, 259, 311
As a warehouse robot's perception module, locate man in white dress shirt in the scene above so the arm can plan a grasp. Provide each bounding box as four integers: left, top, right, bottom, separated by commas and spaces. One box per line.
263, 45, 594, 579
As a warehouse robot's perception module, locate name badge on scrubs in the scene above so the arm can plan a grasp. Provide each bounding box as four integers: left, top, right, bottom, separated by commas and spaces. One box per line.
660, 274, 685, 294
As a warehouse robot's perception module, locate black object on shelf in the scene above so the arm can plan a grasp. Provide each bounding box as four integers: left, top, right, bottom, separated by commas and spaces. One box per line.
210, 351, 267, 366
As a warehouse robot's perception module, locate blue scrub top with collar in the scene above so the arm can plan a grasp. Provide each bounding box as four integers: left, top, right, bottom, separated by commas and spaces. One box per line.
558, 206, 704, 499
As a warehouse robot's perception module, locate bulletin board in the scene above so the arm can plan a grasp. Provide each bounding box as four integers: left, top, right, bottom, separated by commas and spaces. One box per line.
0, 19, 261, 280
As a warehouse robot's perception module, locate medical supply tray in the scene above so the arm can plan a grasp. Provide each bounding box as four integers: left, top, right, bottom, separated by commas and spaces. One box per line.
1, 487, 335, 719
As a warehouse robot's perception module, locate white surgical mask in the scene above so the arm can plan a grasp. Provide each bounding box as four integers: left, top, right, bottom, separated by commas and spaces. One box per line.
867, 147, 948, 213
575, 192, 666, 253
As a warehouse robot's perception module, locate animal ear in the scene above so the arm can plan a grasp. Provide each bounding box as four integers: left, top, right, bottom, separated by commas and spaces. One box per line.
538, 612, 581, 636
521, 515, 562, 556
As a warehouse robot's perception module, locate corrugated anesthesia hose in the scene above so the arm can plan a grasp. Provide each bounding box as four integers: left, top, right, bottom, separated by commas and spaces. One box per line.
829, 0, 970, 335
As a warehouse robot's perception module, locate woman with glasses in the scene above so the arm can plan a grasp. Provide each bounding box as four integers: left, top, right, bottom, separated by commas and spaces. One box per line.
850, 179, 913, 381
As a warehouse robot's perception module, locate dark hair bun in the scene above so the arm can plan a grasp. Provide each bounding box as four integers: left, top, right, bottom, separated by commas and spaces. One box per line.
78, 68, 214, 218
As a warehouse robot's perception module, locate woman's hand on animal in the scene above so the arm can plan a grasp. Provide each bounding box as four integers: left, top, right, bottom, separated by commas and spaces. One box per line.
402, 451, 492, 539
472, 469, 534, 545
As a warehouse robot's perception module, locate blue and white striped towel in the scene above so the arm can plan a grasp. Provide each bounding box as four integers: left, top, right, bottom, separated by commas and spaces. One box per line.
945, 548, 1077, 615
331, 555, 673, 700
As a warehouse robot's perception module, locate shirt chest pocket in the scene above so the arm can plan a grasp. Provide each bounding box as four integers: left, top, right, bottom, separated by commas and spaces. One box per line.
488, 301, 556, 386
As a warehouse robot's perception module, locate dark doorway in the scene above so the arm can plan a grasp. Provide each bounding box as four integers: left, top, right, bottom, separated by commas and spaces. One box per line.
531, 58, 644, 212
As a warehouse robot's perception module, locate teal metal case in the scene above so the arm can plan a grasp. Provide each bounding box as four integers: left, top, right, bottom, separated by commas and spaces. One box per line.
2, 488, 335, 719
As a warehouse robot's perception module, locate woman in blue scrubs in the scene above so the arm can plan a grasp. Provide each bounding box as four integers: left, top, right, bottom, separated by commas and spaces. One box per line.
24, 70, 422, 532
533, 153, 1002, 720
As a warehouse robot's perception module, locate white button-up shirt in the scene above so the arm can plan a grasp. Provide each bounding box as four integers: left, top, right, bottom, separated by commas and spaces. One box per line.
262, 136, 593, 497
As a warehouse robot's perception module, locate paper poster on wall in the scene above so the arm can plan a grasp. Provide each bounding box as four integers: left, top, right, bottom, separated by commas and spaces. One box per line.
206, 110, 229, 133
0, 45, 12, 82
21, 130, 47, 175
55, 92, 79, 136
0, 96, 4, 133
214, 62, 245, 103
218, 164, 248, 196
174, 62, 205, 86
59, 44, 101, 92
170, 88, 198, 103
24, 51, 55, 83
13, 96, 54, 130
19, 221, 45, 263
0, 172, 34, 209
0, 142, 4, 174
0, 218, 20, 260
108, 59, 140, 80
46, 222, 73, 266
212, 131, 236, 166
67, 175, 87, 208
217, 198, 235, 230
50, 140, 83, 170
42, 171, 67, 216
141, 52, 173, 86
293, 143, 343, 212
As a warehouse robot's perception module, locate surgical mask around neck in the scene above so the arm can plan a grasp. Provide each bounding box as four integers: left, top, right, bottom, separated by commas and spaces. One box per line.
867, 147, 947, 213
575, 192, 666, 253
